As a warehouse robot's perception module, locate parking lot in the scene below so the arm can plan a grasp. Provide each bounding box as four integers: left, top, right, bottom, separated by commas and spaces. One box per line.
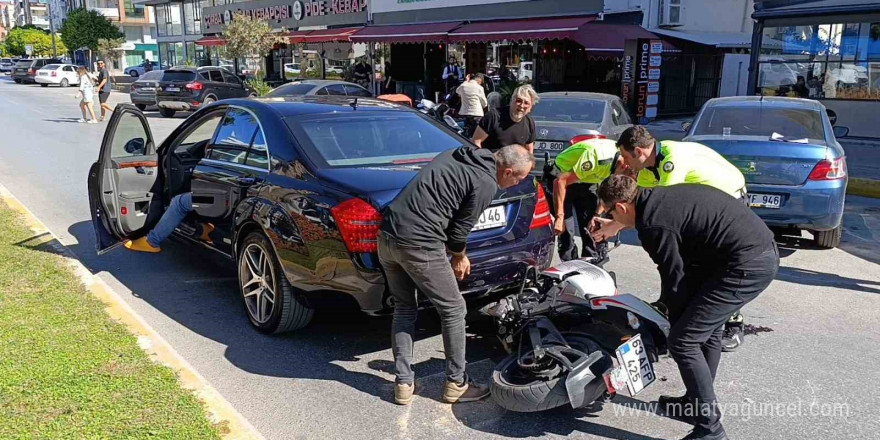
1, 75, 879, 439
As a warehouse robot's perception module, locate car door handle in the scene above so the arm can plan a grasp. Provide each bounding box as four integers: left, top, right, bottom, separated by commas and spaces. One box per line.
236, 177, 259, 185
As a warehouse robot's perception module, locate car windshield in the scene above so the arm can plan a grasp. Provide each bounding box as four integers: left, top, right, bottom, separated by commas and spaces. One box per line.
530, 98, 605, 123
266, 82, 318, 97
692, 106, 825, 142
162, 70, 196, 81
15, 60, 33, 67
139, 70, 164, 80
289, 113, 462, 168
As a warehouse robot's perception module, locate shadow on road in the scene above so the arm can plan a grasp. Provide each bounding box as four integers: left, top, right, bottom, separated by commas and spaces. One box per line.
776, 266, 880, 295
43, 118, 90, 124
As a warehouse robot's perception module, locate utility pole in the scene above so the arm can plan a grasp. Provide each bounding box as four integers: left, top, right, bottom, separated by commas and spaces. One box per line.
48, 1, 57, 58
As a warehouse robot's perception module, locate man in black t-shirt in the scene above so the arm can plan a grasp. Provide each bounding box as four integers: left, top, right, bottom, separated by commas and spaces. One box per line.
473, 84, 537, 153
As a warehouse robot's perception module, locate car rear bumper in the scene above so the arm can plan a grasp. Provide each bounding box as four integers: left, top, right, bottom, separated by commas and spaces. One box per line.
12, 73, 35, 82
157, 98, 201, 111
130, 93, 157, 105
35, 76, 64, 84
748, 180, 846, 231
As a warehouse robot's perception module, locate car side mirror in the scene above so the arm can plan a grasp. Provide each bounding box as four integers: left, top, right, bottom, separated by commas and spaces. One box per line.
833, 126, 849, 138
681, 121, 692, 132
124, 138, 146, 155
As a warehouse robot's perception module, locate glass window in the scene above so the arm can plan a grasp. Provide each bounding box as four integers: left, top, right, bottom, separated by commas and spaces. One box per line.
222, 70, 242, 85
267, 82, 319, 96
316, 87, 330, 95
175, 112, 223, 152
344, 84, 372, 97
164, 3, 182, 36
289, 113, 463, 168
325, 84, 346, 96
124, 26, 142, 43
531, 98, 606, 123
124, 0, 145, 20
207, 69, 223, 82
184, 0, 200, 35
110, 112, 151, 158
156, 5, 166, 37
244, 130, 268, 169
163, 70, 196, 81
692, 106, 825, 143
209, 108, 259, 164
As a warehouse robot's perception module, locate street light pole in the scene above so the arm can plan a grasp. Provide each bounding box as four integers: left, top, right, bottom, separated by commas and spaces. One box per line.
48, 1, 57, 58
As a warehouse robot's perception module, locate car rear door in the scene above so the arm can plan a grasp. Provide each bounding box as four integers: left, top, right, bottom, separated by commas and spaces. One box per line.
222, 70, 249, 98
88, 105, 161, 254
204, 68, 227, 99
191, 106, 268, 254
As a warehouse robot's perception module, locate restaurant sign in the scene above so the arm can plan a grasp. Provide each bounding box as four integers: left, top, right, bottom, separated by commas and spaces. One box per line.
204, 0, 367, 31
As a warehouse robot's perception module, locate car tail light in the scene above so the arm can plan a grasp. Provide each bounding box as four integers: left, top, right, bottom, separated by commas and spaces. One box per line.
51, 71, 57, 77
808, 157, 847, 181
570, 134, 606, 145
186, 82, 204, 91
29, 68, 36, 75
530, 184, 552, 230
331, 198, 383, 253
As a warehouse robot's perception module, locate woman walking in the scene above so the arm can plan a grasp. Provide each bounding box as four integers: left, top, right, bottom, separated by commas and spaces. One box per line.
77, 67, 98, 124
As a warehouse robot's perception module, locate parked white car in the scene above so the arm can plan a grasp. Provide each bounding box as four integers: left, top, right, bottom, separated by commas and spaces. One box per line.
124, 61, 160, 77
0, 58, 15, 73
518, 61, 533, 82
35, 64, 81, 87
284, 63, 301, 76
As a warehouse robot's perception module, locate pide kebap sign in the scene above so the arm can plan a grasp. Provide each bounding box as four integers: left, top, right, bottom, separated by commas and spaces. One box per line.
204, 0, 368, 31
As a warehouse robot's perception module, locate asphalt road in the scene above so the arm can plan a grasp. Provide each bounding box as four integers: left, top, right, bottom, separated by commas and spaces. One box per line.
1, 76, 879, 440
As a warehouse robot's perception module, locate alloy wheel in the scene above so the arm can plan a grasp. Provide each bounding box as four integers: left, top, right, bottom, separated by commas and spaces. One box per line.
239, 243, 277, 324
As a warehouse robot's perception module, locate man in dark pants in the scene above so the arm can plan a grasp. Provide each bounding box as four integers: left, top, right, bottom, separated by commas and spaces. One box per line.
95, 60, 113, 121
597, 176, 778, 440
379, 144, 533, 406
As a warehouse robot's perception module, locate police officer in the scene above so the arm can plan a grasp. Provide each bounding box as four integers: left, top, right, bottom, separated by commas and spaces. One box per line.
608, 126, 749, 352
597, 175, 778, 440
542, 138, 628, 261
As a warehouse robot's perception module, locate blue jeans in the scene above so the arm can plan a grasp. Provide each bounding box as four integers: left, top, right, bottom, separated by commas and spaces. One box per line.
146, 193, 192, 247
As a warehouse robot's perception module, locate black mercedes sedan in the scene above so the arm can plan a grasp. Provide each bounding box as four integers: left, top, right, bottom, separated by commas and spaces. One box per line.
88, 97, 554, 334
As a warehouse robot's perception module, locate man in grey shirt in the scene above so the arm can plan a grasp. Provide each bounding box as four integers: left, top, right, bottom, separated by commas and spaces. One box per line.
96, 60, 113, 121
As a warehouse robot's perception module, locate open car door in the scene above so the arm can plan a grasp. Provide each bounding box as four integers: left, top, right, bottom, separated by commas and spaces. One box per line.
87, 104, 160, 254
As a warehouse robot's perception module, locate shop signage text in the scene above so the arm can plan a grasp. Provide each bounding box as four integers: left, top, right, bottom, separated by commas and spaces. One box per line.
622, 39, 663, 124
205, 0, 367, 29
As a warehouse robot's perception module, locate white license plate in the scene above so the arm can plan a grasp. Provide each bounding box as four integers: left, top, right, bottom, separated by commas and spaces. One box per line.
613, 334, 655, 396
536, 141, 566, 151
38, 72, 48, 76
471, 205, 506, 231
141, 87, 156, 91
166, 87, 180, 92
749, 193, 782, 209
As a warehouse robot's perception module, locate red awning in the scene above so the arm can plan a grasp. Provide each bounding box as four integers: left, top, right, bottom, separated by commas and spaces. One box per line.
350, 22, 463, 44
285, 30, 313, 44
302, 27, 364, 43
447, 16, 595, 43
195, 36, 226, 47
573, 24, 679, 52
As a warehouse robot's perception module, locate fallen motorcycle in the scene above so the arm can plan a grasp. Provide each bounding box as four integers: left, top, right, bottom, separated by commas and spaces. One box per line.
486, 257, 671, 412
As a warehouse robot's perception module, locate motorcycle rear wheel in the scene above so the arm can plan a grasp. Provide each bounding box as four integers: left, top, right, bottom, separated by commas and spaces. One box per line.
491, 335, 605, 412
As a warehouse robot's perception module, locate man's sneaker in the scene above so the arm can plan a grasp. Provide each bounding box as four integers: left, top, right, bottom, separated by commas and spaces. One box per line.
680, 426, 728, 440
659, 394, 694, 422
124, 237, 161, 253
199, 222, 215, 242
722, 323, 744, 352
442, 378, 490, 403
393, 382, 415, 405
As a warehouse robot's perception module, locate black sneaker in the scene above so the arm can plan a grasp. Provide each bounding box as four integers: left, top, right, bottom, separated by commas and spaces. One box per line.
722, 323, 744, 352
680, 426, 728, 440
659, 394, 694, 422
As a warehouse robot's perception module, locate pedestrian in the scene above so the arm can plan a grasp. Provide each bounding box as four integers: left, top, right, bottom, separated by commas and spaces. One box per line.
596, 126, 750, 351
442, 56, 464, 93
76, 66, 98, 124
383, 61, 394, 94
353, 57, 372, 89
95, 60, 113, 122
379, 144, 534, 406
793, 76, 810, 98
472, 84, 538, 153
543, 138, 630, 261
596, 175, 778, 440
144, 58, 153, 73
456, 73, 488, 138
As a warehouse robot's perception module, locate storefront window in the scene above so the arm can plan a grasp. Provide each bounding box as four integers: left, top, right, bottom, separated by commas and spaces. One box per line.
184, 0, 201, 35
760, 22, 880, 99
160, 42, 185, 67
155, 5, 166, 37
162, 3, 183, 37
124, 0, 145, 20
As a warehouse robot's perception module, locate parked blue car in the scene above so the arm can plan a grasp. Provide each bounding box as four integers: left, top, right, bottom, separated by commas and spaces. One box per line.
683, 96, 848, 248
89, 97, 554, 334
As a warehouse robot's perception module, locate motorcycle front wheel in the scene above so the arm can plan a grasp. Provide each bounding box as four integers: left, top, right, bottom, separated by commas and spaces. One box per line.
491, 335, 606, 412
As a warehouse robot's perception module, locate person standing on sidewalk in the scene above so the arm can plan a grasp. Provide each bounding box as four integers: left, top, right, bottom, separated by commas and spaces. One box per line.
597, 176, 778, 440
95, 60, 113, 122
379, 144, 533, 405
76, 67, 98, 124
456, 73, 487, 138
472, 84, 538, 153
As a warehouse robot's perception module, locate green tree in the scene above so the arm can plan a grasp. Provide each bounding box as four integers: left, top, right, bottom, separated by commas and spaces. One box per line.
223, 12, 284, 77
96, 37, 125, 64
4, 27, 66, 57
59, 8, 124, 51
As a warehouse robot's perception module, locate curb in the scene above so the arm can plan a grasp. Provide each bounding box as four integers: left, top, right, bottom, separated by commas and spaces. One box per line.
0, 184, 266, 440
849, 178, 880, 199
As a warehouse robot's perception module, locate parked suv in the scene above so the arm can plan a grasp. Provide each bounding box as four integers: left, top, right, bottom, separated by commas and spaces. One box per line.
12, 58, 62, 83
155, 66, 255, 117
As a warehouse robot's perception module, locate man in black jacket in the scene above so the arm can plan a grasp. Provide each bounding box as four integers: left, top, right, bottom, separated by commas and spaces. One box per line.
596, 176, 778, 440
379, 144, 533, 406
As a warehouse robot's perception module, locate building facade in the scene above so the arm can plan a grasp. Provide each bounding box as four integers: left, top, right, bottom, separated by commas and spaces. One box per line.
66, 0, 157, 70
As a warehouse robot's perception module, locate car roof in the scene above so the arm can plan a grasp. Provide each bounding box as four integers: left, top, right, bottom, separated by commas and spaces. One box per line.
238, 96, 412, 117
703, 96, 823, 111
537, 91, 618, 102
286, 79, 361, 86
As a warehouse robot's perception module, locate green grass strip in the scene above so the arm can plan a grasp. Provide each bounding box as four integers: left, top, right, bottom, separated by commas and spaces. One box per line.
0, 204, 222, 440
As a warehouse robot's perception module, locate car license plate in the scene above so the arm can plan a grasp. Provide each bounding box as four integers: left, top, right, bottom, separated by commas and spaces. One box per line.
536, 141, 566, 151
166, 86, 180, 92
613, 334, 655, 396
141, 87, 156, 91
472, 205, 506, 231
38, 72, 48, 76
748, 193, 782, 209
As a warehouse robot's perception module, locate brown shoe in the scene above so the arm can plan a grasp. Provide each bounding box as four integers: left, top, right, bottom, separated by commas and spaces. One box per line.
394, 382, 415, 405
199, 222, 215, 242
442, 378, 490, 403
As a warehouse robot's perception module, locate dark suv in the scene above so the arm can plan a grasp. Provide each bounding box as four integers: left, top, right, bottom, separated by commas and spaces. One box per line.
12, 58, 62, 84
156, 66, 255, 117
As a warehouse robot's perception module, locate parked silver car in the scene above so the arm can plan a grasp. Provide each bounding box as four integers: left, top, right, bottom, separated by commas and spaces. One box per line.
129, 70, 164, 110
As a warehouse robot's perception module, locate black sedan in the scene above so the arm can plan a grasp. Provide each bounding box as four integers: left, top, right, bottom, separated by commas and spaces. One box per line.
266, 80, 373, 98
88, 97, 554, 334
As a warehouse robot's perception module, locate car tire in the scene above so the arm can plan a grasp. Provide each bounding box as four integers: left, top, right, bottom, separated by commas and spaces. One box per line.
203, 96, 216, 105
60, 78, 69, 87
135, 104, 147, 111
130, 71, 138, 77
813, 225, 841, 249
14, 79, 20, 83
40, 83, 48, 87
238, 232, 314, 334
159, 108, 176, 118
248, 93, 257, 98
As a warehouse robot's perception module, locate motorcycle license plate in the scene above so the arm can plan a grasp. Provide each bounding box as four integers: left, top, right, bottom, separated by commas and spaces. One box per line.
748, 193, 782, 209
471, 205, 506, 231
536, 141, 566, 151
613, 334, 655, 396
